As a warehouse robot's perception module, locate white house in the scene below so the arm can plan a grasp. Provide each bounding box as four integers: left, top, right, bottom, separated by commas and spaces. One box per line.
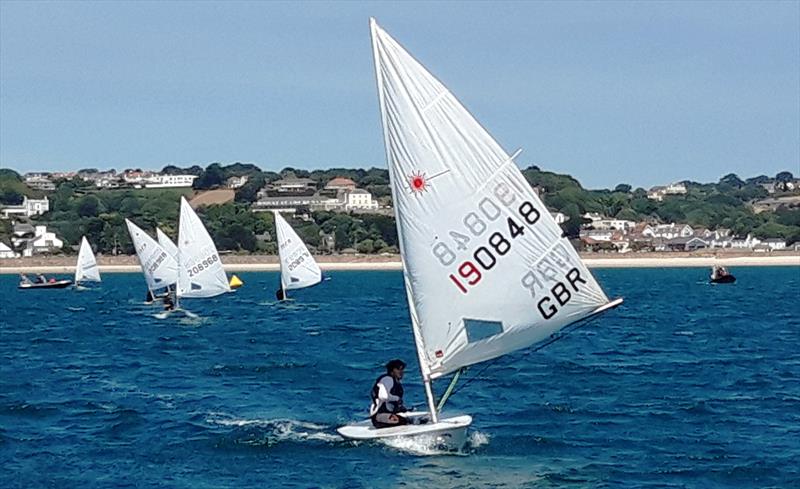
592, 219, 635, 231
643, 223, 693, 240
763, 238, 786, 251
551, 212, 569, 224
579, 229, 613, 242
1, 196, 50, 219
729, 234, 761, 249
344, 189, 379, 211
145, 174, 198, 188
14, 225, 64, 257
665, 182, 687, 195
0, 242, 17, 259
226, 175, 249, 189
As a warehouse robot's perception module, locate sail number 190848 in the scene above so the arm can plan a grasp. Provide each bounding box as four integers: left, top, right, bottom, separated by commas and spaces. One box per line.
430, 182, 540, 293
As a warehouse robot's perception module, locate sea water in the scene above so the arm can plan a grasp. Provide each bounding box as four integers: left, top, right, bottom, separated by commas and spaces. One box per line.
1, 267, 798, 488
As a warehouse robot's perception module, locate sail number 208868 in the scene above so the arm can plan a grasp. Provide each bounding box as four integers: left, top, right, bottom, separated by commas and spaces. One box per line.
430, 182, 540, 293
187, 253, 219, 278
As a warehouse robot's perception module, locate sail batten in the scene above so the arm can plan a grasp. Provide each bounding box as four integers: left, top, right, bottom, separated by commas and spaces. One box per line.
176, 197, 230, 298
370, 20, 619, 378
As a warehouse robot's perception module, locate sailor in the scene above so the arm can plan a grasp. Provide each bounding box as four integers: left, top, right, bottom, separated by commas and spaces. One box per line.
370, 359, 408, 428
19, 273, 32, 284
163, 293, 176, 311
36, 273, 47, 284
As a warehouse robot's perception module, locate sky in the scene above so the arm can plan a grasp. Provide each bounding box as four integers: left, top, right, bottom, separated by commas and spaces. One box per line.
0, 1, 798, 189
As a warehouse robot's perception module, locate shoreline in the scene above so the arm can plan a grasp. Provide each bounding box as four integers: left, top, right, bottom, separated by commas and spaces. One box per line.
0, 253, 797, 274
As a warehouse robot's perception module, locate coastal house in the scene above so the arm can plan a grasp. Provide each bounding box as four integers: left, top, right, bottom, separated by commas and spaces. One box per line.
579, 229, 613, 242
643, 223, 693, 240
763, 238, 786, 251
0, 242, 17, 259
592, 218, 635, 231
11, 224, 64, 257
647, 182, 687, 201
23, 173, 56, 191
144, 174, 198, 188
551, 212, 569, 224
1, 196, 50, 219
729, 234, 761, 249
344, 189, 379, 211
666, 236, 708, 252
324, 177, 357, 192
271, 174, 317, 194
226, 175, 249, 189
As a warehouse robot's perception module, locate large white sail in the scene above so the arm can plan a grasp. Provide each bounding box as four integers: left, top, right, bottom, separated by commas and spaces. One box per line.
370, 19, 618, 380
156, 227, 179, 261
75, 236, 101, 283
274, 211, 322, 292
176, 197, 230, 298
125, 219, 179, 291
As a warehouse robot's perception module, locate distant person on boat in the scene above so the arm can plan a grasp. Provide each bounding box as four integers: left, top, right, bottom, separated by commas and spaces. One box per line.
36, 274, 47, 284
370, 359, 409, 428
19, 273, 32, 285
711, 266, 729, 280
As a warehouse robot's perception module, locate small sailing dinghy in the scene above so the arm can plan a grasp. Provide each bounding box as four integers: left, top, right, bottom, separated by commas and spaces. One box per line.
156, 227, 179, 261
125, 219, 179, 300
74, 236, 101, 286
338, 19, 623, 449
273, 210, 322, 300
175, 197, 230, 304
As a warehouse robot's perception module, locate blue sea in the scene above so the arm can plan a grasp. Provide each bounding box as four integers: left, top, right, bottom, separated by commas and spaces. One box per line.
1, 267, 799, 488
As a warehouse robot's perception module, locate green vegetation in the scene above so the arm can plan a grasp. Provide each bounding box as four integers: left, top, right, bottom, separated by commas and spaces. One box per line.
0, 169, 44, 205
2, 163, 798, 253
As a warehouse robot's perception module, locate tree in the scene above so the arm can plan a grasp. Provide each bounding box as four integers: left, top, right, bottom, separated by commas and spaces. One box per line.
719, 173, 744, 188
193, 163, 225, 189
614, 184, 632, 193
776, 171, 794, 183
77, 195, 102, 217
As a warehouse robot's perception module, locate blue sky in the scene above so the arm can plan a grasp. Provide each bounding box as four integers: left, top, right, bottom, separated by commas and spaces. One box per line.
1, 1, 797, 188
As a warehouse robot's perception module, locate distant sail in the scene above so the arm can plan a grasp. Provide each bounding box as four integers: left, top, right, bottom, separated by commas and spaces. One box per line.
176, 197, 230, 298
274, 211, 322, 292
125, 219, 178, 291
75, 236, 101, 283
156, 227, 179, 261
371, 20, 617, 379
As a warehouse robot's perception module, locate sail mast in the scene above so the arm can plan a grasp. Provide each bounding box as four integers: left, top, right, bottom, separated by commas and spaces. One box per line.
370, 18, 439, 422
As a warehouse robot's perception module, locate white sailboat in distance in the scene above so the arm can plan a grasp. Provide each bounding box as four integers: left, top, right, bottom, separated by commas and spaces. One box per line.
156, 227, 179, 262
176, 197, 230, 302
125, 219, 179, 297
74, 236, 101, 285
338, 19, 623, 448
273, 210, 322, 301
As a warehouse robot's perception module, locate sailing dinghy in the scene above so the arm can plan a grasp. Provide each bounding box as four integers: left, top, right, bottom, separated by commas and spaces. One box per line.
156, 227, 179, 261
175, 197, 230, 304
273, 210, 322, 300
74, 236, 101, 285
125, 219, 179, 299
338, 19, 622, 448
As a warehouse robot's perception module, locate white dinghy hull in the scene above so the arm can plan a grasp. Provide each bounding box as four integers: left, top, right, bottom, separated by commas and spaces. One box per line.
338, 413, 472, 449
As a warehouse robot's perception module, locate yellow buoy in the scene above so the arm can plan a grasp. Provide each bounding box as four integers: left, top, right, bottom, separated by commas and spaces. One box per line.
229, 274, 243, 289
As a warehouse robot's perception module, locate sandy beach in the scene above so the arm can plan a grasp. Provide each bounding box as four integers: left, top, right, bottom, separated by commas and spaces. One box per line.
1, 251, 797, 274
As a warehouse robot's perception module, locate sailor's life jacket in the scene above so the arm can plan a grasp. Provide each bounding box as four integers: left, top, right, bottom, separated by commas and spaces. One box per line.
370, 374, 404, 416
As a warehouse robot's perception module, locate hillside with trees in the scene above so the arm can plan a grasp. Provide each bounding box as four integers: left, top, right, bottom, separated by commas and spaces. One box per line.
1, 164, 798, 254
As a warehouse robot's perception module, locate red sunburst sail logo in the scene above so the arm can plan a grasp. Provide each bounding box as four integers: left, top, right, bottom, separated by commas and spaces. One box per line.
408, 171, 428, 193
